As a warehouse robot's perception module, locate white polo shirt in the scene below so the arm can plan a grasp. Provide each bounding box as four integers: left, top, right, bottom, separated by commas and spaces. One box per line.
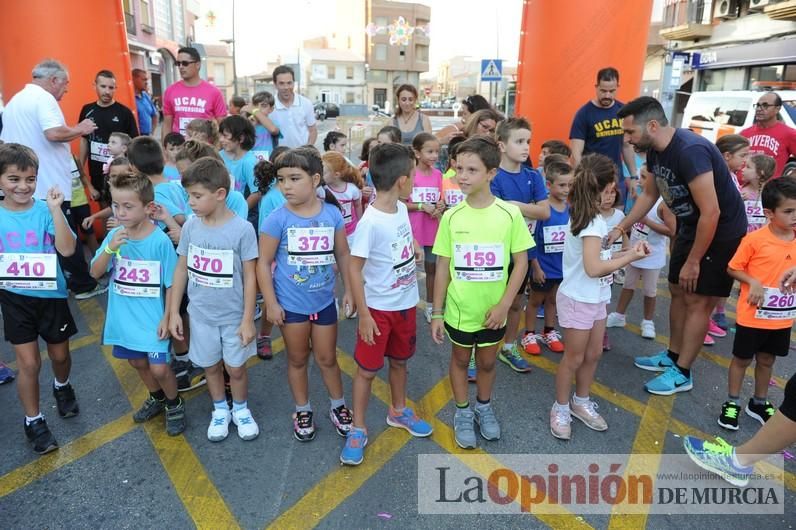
270, 93, 316, 148
0, 84, 74, 200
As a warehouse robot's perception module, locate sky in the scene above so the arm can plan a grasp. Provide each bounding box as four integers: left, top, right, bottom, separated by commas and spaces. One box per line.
194, 0, 523, 76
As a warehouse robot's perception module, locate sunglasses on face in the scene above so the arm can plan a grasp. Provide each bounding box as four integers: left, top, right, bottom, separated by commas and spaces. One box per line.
753, 102, 779, 109
176, 60, 198, 67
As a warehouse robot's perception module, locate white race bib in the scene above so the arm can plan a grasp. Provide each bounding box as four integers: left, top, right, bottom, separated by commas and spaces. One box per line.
453, 243, 504, 282
112, 258, 161, 298
755, 287, 796, 320
287, 226, 335, 266
178, 117, 194, 136
90, 140, 111, 163
390, 230, 417, 289
340, 201, 353, 222
598, 248, 613, 287
444, 188, 464, 208
631, 222, 649, 241
542, 224, 566, 253
611, 241, 623, 255
187, 244, 233, 288
525, 217, 537, 235
411, 187, 440, 204
745, 200, 765, 225
0, 252, 57, 290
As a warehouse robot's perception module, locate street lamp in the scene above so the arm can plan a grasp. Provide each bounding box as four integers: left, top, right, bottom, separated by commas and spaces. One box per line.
221, 0, 238, 96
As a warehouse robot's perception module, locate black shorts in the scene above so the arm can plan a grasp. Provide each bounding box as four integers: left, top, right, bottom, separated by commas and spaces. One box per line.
507, 260, 531, 296
732, 323, 791, 360
531, 278, 562, 293
781, 374, 796, 422
668, 235, 742, 297
0, 291, 77, 345
444, 322, 506, 348
71, 203, 94, 235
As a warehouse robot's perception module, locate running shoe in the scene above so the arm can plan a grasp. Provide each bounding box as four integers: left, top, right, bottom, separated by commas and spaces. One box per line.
386, 407, 432, 437
176, 363, 206, 392
329, 404, 353, 437
712, 312, 729, 331
634, 350, 675, 372
74, 283, 108, 300
165, 398, 186, 436
467, 352, 476, 382
293, 410, 316, 442
256, 335, 273, 360
745, 399, 776, 425
717, 401, 740, 431
645, 366, 693, 395
707, 320, 727, 338
340, 428, 368, 465
541, 329, 565, 353
232, 408, 259, 440
570, 398, 608, 431
613, 268, 625, 285
453, 408, 476, 449
520, 332, 541, 355
53, 383, 79, 418
254, 305, 263, 321
606, 312, 626, 328
704, 333, 715, 346
24, 417, 58, 455
207, 408, 231, 442
133, 395, 165, 423
550, 405, 572, 440
474, 403, 501, 440
683, 436, 752, 487
498, 345, 532, 373
171, 358, 191, 377
640, 319, 656, 339
0, 362, 15, 385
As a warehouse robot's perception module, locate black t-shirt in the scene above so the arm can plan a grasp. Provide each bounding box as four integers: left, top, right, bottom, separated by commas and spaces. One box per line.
569, 100, 625, 170
78, 101, 139, 183
648, 128, 746, 241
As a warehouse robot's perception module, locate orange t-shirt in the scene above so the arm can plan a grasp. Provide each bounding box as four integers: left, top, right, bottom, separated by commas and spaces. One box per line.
442, 177, 464, 209
728, 225, 796, 329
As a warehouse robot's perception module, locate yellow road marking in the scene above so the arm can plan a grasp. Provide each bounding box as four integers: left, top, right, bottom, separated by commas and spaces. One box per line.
607, 396, 674, 529
80, 299, 239, 529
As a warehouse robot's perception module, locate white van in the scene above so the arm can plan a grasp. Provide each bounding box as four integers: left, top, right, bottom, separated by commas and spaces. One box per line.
682, 90, 796, 142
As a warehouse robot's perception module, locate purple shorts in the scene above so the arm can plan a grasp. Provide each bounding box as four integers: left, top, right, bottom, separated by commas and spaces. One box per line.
556, 291, 606, 330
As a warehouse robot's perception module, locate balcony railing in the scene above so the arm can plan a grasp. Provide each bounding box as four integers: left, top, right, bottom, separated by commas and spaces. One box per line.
765, 0, 796, 21
660, 0, 713, 41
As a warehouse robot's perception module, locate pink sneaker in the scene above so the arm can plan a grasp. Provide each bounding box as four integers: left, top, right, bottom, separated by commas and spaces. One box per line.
707, 319, 727, 338
704, 333, 715, 346
550, 404, 571, 440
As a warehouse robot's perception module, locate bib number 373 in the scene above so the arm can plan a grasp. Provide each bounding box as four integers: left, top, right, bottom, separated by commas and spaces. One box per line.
0, 253, 57, 290
287, 226, 335, 266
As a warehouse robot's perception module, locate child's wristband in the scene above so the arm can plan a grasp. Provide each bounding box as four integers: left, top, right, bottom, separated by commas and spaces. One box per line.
431, 314, 445, 320
104, 246, 120, 257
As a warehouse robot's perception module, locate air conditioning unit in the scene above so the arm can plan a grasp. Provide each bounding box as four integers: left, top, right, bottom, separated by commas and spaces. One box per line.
715, 0, 739, 19
748, 0, 772, 11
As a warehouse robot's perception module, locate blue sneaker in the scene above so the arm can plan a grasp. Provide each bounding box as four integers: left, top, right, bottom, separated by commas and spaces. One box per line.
386, 407, 433, 437
340, 428, 368, 465
645, 366, 693, 395
634, 350, 675, 372
498, 345, 532, 373
711, 312, 729, 331
0, 362, 15, 385
683, 436, 752, 487
467, 352, 476, 383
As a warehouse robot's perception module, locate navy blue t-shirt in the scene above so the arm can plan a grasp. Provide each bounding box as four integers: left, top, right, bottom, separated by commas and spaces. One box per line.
569, 101, 625, 170
490, 166, 548, 259
648, 128, 746, 241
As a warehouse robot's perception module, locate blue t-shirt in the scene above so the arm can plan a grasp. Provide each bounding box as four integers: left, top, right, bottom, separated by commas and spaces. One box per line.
490, 166, 547, 258
569, 100, 626, 171
226, 190, 249, 219
258, 184, 287, 232
261, 201, 344, 314
220, 150, 258, 196
135, 91, 157, 135
163, 165, 181, 182
253, 125, 274, 158
648, 128, 746, 241
0, 200, 71, 298
154, 181, 188, 229
92, 227, 177, 353
533, 202, 570, 279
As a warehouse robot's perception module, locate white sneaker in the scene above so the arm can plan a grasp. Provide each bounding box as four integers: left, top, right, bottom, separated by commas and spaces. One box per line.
606, 312, 626, 328
232, 408, 260, 440
641, 319, 656, 339
424, 305, 433, 324
254, 305, 263, 321
207, 408, 231, 442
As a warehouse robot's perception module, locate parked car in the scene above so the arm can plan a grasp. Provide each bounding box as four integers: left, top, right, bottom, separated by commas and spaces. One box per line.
682, 90, 796, 141
314, 102, 340, 121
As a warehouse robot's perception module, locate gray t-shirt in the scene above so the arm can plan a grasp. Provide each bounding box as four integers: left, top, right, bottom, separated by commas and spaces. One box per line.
177, 214, 258, 325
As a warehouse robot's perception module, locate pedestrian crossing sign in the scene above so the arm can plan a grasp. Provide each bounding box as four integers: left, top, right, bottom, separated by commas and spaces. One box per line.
481, 59, 502, 81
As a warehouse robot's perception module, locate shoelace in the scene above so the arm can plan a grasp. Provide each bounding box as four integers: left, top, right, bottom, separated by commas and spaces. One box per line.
723, 404, 739, 419
702, 437, 733, 456
296, 412, 313, 429
335, 406, 352, 424
212, 416, 227, 426
764, 405, 776, 417
545, 330, 562, 342
553, 408, 571, 425
576, 400, 600, 418
521, 333, 537, 346
507, 347, 524, 361
237, 415, 252, 425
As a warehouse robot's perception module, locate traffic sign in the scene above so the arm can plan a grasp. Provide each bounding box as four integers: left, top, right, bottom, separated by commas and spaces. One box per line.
480, 59, 502, 81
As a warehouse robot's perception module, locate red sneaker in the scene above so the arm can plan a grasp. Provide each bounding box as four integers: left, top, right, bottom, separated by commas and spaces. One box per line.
521, 332, 541, 355
541, 329, 565, 353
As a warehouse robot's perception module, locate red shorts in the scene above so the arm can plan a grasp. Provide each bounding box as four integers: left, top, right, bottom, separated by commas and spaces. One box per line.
354, 307, 416, 371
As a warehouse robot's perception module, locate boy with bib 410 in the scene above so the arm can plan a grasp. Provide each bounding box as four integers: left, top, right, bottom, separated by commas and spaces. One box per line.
718, 177, 796, 431
431, 136, 534, 449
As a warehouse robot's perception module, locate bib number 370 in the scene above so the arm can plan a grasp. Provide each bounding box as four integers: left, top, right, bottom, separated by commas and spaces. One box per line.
187, 245, 234, 288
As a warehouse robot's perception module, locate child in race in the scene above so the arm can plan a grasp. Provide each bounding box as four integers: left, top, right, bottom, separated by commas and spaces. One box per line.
219, 115, 262, 213
598, 181, 626, 350
101, 132, 132, 178
407, 132, 444, 323
321, 151, 363, 240
89, 171, 185, 435
258, 147, 354, 442
162, 132, 185, 181
710, 134, 750, 332
717, 177, 796, 431
741, 154, 776, 233
442, 139, 465, 210
492, 118, 550, 372
551, 154, 649, 440
82, 157, 132, 232
431, 136, 534, 449
185, 119, 219, 146
323, 131, 348, 154
525, 155, 574, 355
250, 91, 279, 162
537, 140, 572, 177
606, 166, 676, 339
0, 144, 78, 455
169, 157, 260, 442
341, 143, 432, 465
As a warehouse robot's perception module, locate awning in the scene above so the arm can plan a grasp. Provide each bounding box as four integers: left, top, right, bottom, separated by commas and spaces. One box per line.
693, 38, 796, 69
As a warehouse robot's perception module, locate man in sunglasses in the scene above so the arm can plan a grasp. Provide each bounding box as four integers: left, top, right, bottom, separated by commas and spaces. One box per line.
161, 47, 227, 142
741, 92, 796, 178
